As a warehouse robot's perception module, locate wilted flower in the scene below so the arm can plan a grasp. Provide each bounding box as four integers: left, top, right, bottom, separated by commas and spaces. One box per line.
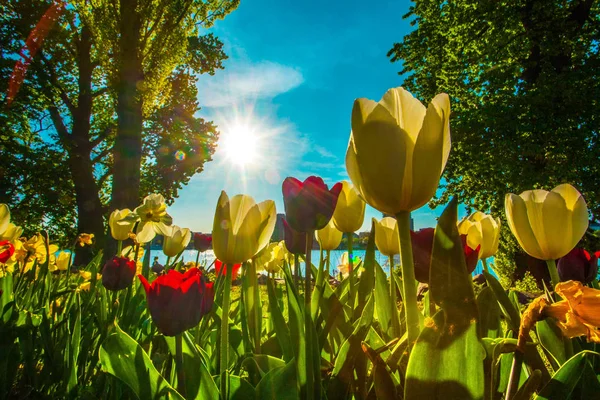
109, 209, 135, 241
458, 211, 501, 259
557, 248, 599, 283
162, 225, 191, 257
283, 219, 306, 255
373, 217, 400, 257
215, 260, 242, 281
282, 176, 342, 233
332, 181, 365, 233
411, 228, 479, 283
193, 233, 212, 252
505, 184, 588, 260
139, 268, 214, 336
346, 87, 450, 215
102, 256, 136, 291
316, 220, 343, 251
77, 233, 94, 247
212, 191, 276, 265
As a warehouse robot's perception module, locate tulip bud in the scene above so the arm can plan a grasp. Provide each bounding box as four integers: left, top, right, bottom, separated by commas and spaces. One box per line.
55, 251, 71, 271
282, 176, 342, 233
102, 256, 136, 291
283, 219, 306, 254
162, 226, 191, 257
193, 233, 212, 252
316, 220, 343, 251
411, 228, 479, 283
139, 268, 214, 336
332, 181, 365, 233
505, 184, 589, 260
215, 260, 242, 281
109, 209, 135, 241
457, 211, 501, 259
373, 217, 400, 257
557, 248, 599, 283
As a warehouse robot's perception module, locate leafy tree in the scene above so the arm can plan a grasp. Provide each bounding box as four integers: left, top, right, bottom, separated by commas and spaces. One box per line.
389, 0, 600, 281
1, 0, 235, 247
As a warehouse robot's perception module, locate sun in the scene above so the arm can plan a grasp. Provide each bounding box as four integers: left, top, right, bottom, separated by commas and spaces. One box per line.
221, 123, 259, 167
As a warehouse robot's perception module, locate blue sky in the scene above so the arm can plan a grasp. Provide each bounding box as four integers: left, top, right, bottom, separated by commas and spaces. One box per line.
168, 0, 459, 233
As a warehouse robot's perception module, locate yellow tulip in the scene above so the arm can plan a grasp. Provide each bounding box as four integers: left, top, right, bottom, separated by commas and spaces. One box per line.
212, 191, 277, 265
505, 184, 588, 260
346, 87, 450, 215
265, 241, 287, 273
162, 225, 192, 257
316, 220, 343, 251
373, 217, 400, 257
0, 204, 23, 242
0, 204, 9, 235
254, 242, 278, 267
55, 251, 71, 271
109, 209, 135, 241
332, 181, 366, 233
458, 211, 501, 259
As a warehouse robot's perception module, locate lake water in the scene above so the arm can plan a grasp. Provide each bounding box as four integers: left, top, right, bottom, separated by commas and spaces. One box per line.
149, 248, 489, 277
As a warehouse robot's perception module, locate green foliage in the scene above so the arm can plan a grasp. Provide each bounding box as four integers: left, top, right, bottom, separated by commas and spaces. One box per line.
389, 0, 600, 282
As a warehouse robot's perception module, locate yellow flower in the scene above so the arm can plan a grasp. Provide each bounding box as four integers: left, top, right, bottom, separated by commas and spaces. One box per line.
212, 191, 277, 265
53, 251, 71, 271
79, 270, 101, 281
109, 209, 135, 241
346, 87, 450, 215
162, 225, 191, 257
266, 241, 288, 273
77, 233, 94, 247
543, 281, 600, 342
373, 217, 400, 257
254, 242, 278, 267
458, 211, 501, 259
316, 220, 343, 251
0, 204, 23, 242
505, 184, 588, 260
332, 181, 366, 233
21, 234, 59, 272
131, 194, 173, 243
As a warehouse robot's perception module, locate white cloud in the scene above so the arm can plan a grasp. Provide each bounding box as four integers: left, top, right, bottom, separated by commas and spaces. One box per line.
197, 60, 304, 108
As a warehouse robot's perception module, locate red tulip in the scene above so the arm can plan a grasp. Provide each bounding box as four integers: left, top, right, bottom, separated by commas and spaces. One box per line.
102, 256, 136, 291
411, 228, 480, 283
558, 248, 599, 283
283, 219, 307, 254
139, 268, 214, 336
0, 241, 15, 264
193, 233, 212, 252
282, 176, 342, 233
215, 260, 241, 281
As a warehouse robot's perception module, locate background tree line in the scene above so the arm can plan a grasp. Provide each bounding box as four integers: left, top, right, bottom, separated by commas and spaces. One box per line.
389, 0, 600, 285
0, 0, 239, 250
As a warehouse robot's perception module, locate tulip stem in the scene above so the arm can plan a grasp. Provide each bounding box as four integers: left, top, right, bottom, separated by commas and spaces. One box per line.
545, 259, 560, 289
294, 254, 300, 288
175, 333, 186, 398
505, 349, 524, 400
305, 231, 315, 400
220, 264, 233, 399
396, 211, 421, 346
195, 250, 201, 269
389, 255, 400, 337
347, 233, 355, 309
117, 240, 123, 255
482, 257, 489, 274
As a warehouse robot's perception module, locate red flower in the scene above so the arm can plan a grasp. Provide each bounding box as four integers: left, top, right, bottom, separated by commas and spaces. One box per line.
138, 268, 214, 336
282, 176, 342, 233
0, 241, 15, 264
193, 233, 212, 253
411, 228, 480, 283
102, 256, 136, 291
283, 219, 307, 254
558, 248, 599, 284
215, 260, 241, 281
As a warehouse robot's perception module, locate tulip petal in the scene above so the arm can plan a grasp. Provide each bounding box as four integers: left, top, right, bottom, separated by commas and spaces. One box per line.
505, 193, 545, 260
136, 221, 156, 243
213, 191, 233, 264
553, 184, 589, 253
0, 204, 10, 235
351, 101, 407, 214
256, 200, 277, 253
234, 203, 264, 263
409, 96, 447, 211
379, 87, 426, 143
430, 93, 451, 170
229, 194, 257, 234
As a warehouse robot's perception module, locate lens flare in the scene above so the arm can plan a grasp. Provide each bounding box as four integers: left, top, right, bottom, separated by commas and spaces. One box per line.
174, 150, 186, 161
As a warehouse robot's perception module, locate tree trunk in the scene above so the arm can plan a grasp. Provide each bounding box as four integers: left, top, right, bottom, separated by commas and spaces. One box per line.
112, 0, 144, 211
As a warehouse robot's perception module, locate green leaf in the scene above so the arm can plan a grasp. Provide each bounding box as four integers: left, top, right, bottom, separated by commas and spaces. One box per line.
405, 198, 485, 400
266, 275, 293, 361
164, 332, 219, 400
536, 319, 567, 368
535, 351, 600, 400
281, 261, 305, 393
66, 294, 81, 392
243, 260, 262, 353
374, 259, 393, 337
355, 226, 376, 318
482, 271, 521, 333
255, 358, 299, 400
477, 287, 501, 339
99, 323, 183, 400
